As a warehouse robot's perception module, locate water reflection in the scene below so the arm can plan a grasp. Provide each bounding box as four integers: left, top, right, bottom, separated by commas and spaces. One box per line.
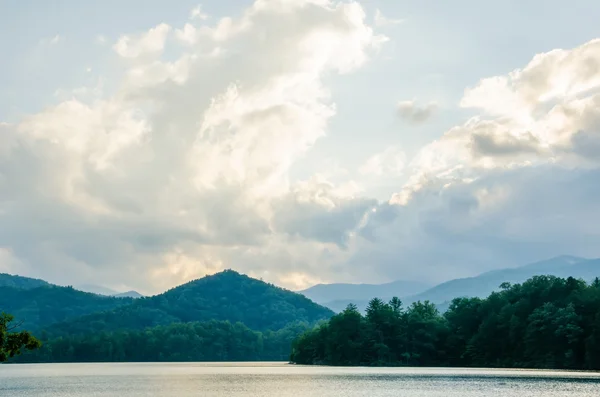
2, 363, 599, 397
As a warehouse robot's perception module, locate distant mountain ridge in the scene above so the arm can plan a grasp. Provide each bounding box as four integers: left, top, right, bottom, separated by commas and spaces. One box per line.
77, 284, 144, 298
300, 279, 432, 302
76, 284, 120, 296
113, 291, 144, 298
0, 273, 52, 289
45, 270, 334, 337
0, 284, 134, 331
0, 274, 144, 299
406, 255, 598, 306
299, 279, 431, 309
314, 256, 600, 312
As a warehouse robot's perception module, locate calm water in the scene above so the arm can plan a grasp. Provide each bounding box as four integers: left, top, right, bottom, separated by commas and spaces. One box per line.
1, 362, 600, 396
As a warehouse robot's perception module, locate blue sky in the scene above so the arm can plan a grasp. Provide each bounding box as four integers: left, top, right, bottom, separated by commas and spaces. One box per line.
2, 0, 600, 293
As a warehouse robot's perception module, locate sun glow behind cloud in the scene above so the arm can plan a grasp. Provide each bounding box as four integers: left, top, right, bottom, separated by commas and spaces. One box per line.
2, 0, 600, 292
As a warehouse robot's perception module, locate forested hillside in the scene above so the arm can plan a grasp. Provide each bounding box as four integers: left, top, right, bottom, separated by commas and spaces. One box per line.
3, 270, 334, 363
0, 274, 51, 289
299, 280, 431, 307
291, 276, 600, 370
0, 286, 134, 331
318, 256, 599, 313
44, 270, 333, 337
15, 321, 313, 363
406, 256, 599, 306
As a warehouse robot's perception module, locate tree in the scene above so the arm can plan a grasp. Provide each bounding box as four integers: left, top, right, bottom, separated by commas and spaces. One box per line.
290, 276, 600, 369
0, 312, 41, 362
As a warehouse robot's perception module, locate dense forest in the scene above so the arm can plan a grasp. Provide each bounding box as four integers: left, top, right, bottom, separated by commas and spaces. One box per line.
0, 286, 134, 331
44, 270, 333, 337
291, 276, 600, 370
0, 273, 51, 290
15, 321, 312, 363
1, 270, 333, 363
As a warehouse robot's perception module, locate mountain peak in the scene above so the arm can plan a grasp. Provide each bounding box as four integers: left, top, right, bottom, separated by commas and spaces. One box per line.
47, 269, 333, 336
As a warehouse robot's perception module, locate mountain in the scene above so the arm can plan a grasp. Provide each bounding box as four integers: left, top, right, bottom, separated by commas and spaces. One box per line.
45, 270, 334, 336
406, 255, 599, 306
112, 291, 143, 298
76, 284, 119, 296
299, 280, 431, 307
0, 273, 51, 289
0, 284, 134, 331
316, 256, 600, 313
76, 284, 143, 298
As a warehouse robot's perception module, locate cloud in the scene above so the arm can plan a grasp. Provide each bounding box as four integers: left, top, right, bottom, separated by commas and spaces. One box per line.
374, 9, 404, 27
5, 2, 600, 292
366, 38, 600, 282
190, 5, 209, 21
397, 100, 437, 124
96, 35, 107, 45
113, 23, 172, 58
460, 39, 600, 121
359, 147, 405, 177
0, 0, 385, 292
271, 175, 376, 247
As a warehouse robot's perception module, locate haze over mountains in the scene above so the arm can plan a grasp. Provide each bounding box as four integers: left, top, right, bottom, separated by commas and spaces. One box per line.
302, 256, 600, 312
299, 280, 432, 312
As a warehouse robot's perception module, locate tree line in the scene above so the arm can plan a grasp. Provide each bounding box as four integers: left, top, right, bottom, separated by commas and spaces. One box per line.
290, 276, 600, 369
12, 320, 311, 363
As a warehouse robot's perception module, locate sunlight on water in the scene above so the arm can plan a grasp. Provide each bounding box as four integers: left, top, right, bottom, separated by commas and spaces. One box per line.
2, 363, 600, 397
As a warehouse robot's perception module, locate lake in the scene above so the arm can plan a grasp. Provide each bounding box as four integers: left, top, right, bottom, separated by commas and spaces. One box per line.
1, 362, 600, 396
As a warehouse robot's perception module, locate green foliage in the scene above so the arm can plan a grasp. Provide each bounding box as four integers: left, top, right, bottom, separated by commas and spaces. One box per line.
291, 276, 600, 370
45, 270, 333, 336
0, 274, 50, 289
0, 285, 133, 332
0, 312, 41, 362
15, 321, 310, 363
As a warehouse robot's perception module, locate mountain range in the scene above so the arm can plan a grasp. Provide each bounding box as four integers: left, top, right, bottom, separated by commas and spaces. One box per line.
300, 255, 600, 312
2, 257, 599, 363
299, 279, 431, 312
0, 270, 333, 336
76, 284, 144, 298
0, 274, 143, 299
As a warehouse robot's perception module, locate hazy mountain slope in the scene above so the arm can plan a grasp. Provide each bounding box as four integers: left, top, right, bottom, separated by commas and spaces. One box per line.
76, 284, 143, 298
0, 285, 134, 331
75, 284, 120, 296
299, 280, 431, 305
406, 256, 598, 305
45, 270, 334, 336
112, 291, 143, 298
321, 256, 599, 313
0, 273, 51, 289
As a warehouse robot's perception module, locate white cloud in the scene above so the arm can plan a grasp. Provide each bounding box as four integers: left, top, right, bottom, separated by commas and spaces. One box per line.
461, 39, 600, 122
113, 23, 172, 58
359, 147, 405, 177
370, 38, 600, 281
1, 0, 385, 292
190, 5, 209, 21
6, 2, 600, 292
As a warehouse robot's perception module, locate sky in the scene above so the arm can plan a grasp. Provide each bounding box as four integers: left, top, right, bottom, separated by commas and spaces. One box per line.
2, 0, 600, 295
